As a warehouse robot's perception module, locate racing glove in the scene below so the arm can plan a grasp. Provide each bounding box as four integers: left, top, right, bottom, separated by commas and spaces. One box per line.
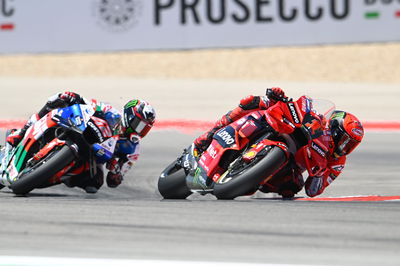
266, 87, 287, 103
106, 158, 123, 187
46, 91, 83, 109
106, 172, 123, 188
59, 91, 81, 104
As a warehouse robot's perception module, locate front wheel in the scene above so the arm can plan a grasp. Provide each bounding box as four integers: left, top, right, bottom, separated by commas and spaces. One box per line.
158, 160, 192, 199
213, 146, 287, 200
10, 145, 76, 195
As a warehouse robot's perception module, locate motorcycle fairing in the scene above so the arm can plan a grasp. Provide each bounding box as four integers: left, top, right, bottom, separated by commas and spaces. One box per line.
193, 113, 269, 190
242, 139, 290, 163
0, 104, 95, 186
53, 104, 95, 132
93, 137, 118, 164
213, 126, 237, 149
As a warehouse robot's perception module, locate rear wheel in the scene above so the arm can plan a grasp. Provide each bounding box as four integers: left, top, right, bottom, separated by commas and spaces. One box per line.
10, 145, 76, 195
158, 160, 192, 199
213, 146, 287, 200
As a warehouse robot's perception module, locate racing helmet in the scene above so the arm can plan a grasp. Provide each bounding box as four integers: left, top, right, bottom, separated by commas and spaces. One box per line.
329, 111, 364, 157
122, 99, 156, 138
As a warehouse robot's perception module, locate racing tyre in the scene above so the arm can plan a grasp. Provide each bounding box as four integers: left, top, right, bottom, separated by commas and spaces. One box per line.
10, 145, 76, 195
213, 146, 287, 200
158, 160, 192, 199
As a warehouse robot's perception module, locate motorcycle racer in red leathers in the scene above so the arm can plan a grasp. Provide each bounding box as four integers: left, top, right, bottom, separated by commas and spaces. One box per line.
6, 92, 156, 193
194, 88, 364, 198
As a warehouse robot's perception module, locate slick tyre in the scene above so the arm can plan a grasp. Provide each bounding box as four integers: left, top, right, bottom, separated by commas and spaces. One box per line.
158, 161, 192, 199
10, 145, 76, 195
213, 146, 287, 200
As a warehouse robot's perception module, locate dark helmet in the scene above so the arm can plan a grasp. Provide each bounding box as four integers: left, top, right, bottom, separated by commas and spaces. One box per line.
329, 111, 364, 157
122, 99, 156, 138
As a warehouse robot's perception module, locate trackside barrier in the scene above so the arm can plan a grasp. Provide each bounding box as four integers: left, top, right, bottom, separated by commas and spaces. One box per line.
0, 0, 399, 53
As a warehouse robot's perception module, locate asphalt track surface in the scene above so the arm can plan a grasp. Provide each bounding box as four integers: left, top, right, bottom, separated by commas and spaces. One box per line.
0, 129, 399, 266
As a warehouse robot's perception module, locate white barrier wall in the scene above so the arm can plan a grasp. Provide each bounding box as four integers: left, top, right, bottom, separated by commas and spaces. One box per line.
0, 0, 399, 53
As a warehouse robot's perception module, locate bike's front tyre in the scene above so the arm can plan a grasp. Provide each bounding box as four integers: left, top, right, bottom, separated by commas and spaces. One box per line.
158, 160, 192, 199
213, 146, 287, 200
10, 145, 76, 195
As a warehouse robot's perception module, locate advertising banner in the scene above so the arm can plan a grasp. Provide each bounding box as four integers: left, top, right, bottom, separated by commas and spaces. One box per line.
0, 0, 399, 53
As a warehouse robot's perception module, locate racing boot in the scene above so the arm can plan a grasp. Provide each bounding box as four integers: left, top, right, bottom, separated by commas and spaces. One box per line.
193, 111, 235, 152
6, 123, 31, 147
63, 164, 104, 193
6, 113, 40, 147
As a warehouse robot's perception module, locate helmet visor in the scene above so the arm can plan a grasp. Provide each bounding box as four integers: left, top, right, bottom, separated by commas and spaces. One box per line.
128, 116, 152, 137
336, 131, 360, 156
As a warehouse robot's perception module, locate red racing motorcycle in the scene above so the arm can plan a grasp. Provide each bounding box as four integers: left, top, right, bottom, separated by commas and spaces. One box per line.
158, 95, 335, 199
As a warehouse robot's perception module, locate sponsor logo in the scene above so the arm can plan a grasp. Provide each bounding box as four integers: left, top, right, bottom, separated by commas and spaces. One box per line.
88, 121, 105, 142
193, 167, 207, 187
0, 0, 15, 31
311, 142, 326, 157
352, 128, 364, 136
364, 0, 400, 19
125, 99, 138, 108
332, 111, 346, 120
243, 150, 256, 160
216, 128, 235, 145
74, 116, 83, 126
283, 117, 295, 128
93, 0, 143, 32
288, 103, 300, 124
154, 0, 352, 25
96, 148, 105, 156
207, 145, 217, 159
154, 1, 399, 26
